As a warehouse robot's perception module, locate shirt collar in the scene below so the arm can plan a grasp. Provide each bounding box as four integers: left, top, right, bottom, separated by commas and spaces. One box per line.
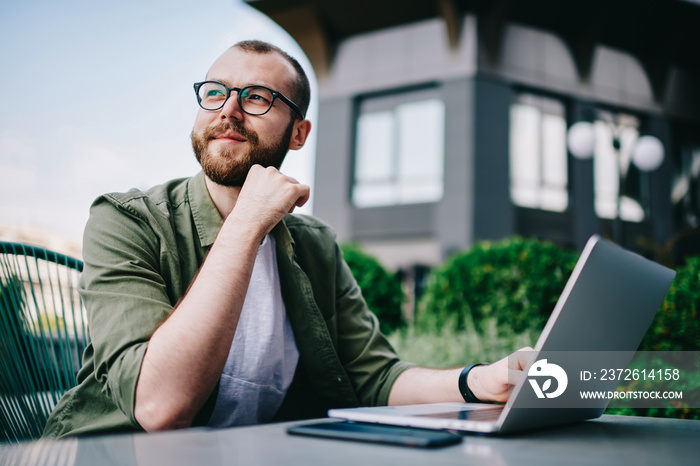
187, 171, 223, 248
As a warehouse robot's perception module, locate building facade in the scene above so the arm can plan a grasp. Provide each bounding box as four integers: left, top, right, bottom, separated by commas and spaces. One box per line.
246, 0, 700, 271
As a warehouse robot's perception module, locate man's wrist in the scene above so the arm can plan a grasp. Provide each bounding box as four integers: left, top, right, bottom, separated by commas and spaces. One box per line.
220, 211, 268, 246
458, 363, 491, 403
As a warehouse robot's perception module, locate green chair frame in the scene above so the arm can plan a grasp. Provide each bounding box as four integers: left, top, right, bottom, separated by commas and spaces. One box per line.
0, 242, 87, 443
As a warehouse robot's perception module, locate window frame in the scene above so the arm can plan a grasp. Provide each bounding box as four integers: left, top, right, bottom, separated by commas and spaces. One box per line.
350, 84, 446, 209
508, 91, 571, 213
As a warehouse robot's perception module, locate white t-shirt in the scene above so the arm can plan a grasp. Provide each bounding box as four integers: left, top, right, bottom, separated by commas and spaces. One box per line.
206, 234, 299, 427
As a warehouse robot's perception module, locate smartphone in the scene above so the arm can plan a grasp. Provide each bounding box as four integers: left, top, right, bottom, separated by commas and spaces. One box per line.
287, 420, 462, 448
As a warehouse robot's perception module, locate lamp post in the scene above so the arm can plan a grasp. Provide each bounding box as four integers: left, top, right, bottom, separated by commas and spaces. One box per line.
567, 119, 665, 245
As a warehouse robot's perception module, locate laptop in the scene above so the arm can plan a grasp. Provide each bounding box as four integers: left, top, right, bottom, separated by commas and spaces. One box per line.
328, 235, 676, 434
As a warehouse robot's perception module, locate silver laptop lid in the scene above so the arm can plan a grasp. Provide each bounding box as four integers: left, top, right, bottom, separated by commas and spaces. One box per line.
499, 235, 676, 432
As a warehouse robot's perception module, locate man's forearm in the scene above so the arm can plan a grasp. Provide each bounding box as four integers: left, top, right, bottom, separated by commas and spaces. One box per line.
387, 367, 462, 405
387, 349, 531, 406
387, 365, 497, 405
134, 218, 263, 431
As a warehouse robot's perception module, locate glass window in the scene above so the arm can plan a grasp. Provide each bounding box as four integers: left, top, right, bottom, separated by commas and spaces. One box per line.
509, 94, 569, 212
352, 90, 445, 208
592, 112, 645, 223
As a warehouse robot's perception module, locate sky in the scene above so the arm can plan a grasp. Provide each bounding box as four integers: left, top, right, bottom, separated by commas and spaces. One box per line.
0, 0, 317, 244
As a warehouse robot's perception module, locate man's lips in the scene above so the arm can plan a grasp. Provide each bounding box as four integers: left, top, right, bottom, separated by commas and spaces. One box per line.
212, 131, 246, 142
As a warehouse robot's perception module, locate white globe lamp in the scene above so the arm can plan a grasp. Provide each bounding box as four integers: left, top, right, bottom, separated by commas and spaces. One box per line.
632, 135, 665, 172
567, 121, 596, 159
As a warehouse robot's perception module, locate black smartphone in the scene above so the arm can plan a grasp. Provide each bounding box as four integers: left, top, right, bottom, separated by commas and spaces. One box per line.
287, 420, 462, 448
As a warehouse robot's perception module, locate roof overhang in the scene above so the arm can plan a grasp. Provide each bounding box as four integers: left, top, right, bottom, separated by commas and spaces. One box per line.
245, 0, 700, 99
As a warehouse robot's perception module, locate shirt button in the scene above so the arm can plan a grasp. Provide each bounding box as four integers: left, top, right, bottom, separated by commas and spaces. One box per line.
337, 376, 343, 383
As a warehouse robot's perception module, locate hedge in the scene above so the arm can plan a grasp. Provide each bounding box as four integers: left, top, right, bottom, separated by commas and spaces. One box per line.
340, 243, 404, 334
416, 236, 578, 335
640, 255, 700, 351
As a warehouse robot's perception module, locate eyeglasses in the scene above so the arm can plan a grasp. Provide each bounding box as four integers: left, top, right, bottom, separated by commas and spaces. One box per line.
193, 81, 304, 118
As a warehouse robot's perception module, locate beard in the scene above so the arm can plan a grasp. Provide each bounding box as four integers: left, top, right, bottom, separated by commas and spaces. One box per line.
191, 119, 295, 187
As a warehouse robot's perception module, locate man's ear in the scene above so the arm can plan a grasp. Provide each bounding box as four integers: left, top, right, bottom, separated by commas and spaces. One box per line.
288, 119, 312, 151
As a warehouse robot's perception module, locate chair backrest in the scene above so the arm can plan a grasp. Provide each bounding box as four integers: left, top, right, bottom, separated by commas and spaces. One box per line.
0, 242, 87, 443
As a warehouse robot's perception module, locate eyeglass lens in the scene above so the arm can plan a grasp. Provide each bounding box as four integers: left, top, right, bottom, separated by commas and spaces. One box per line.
197, 82, 274, 114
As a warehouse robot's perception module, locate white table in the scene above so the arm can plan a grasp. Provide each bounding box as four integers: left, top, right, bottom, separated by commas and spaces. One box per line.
1, 415, 698, 466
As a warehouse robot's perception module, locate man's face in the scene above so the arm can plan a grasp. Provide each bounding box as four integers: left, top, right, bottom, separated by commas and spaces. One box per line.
191, 48, 300, 187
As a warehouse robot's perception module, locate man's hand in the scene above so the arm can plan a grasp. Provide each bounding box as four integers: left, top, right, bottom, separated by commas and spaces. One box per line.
467, 347, 534, 402
229, 164, 310, 239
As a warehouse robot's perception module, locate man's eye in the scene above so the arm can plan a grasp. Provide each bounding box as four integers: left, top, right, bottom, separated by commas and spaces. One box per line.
247, 93, 269, 103
206, 89, 225, 98
242, 88, 272, 105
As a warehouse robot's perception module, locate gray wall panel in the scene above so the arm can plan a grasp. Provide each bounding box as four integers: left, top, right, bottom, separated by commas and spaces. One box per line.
312, 97, 354, 241
473, 77, 515, 240
352, 204, 434, 239
437, 77, 474, 256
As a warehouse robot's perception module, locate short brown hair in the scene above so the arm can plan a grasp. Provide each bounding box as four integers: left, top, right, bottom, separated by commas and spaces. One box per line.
232, 40, 310, 119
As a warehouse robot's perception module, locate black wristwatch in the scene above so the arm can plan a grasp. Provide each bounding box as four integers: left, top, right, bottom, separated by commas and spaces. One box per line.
458, 363, 490, 403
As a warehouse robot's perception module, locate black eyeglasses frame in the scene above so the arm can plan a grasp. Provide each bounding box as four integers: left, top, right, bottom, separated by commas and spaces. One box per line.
193, 81, 305, 118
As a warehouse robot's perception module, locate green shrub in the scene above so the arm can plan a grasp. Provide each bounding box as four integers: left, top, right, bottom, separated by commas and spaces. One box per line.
630, 255, 700, 419
340, 243, 404, 334
416, 236, 578, 335
640, 256, 700, 351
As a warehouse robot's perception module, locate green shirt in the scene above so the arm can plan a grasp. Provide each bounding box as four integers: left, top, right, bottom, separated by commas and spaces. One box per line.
43, 172, 412, 438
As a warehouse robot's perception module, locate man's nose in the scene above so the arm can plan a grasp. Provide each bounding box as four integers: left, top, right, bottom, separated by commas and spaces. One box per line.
219, 92, 244, 121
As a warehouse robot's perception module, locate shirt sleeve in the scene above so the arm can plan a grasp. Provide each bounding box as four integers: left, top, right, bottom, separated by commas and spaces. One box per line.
79, 196, 175, 427
332, 243, 415, 406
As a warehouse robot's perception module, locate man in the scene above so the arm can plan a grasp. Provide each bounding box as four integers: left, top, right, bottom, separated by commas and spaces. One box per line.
44, 40, 527, 438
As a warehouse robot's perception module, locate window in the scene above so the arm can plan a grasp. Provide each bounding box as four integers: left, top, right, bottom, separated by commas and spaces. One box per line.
592, 112, 645, 223
509, 94, 569, 212
352, 88, 445, 208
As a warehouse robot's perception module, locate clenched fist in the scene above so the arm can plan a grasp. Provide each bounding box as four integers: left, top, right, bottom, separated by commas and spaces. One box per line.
228, 164, 310, 240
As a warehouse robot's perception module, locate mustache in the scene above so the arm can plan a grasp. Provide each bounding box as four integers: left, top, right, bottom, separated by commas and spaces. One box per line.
203, 121, 259, 145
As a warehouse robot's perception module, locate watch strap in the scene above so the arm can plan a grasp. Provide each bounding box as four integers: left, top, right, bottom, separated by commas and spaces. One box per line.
458, 363, 489, 403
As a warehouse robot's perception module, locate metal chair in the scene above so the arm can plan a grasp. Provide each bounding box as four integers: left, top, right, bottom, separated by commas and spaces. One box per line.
0, 242, 87, 443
